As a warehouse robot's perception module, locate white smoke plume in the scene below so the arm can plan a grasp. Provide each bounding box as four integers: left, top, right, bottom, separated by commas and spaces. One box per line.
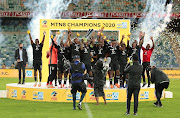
139, 0, 173, 47
24, 0, 74, 65
0, 18, 5, 65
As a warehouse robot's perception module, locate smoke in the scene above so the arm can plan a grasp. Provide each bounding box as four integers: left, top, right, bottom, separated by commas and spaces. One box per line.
0, 18, 5, 65
0, 18, 4, 44
24, 0, 74, 65
138, 0, 173, 47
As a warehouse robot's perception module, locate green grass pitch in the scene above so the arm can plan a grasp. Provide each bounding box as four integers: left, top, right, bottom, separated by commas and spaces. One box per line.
0, 78, 180, 118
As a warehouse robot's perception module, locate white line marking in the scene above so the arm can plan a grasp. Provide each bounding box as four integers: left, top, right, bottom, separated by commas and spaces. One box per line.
84, 102, 93, 118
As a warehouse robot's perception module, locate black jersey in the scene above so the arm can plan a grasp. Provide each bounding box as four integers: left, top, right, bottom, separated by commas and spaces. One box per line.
57, 46, 65, 64
90, 46, 97, 62
94, 44, 107, 60
70, 43, 80, 57
128, 45, 140, 60
64, 46, 71, 61
32, 43, 43, 60
80, 45, 91, 63
119, 48, 128, 65
108, 45, 119, 61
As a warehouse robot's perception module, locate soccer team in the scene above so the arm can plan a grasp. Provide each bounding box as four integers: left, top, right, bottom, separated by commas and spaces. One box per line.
14, 27, 169, 114
27, 28, 151, 88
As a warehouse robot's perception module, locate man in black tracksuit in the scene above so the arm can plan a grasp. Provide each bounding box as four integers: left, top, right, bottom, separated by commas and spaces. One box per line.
124, 54, 143, 116
93, 60, 106, 105
151, 66, 170, 107
70, 55, 87, 110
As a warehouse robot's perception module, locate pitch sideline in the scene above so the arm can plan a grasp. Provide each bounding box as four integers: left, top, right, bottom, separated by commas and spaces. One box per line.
84, 102, 93, 118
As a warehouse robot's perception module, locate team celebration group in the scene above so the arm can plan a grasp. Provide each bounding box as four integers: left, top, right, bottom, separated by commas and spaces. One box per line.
15, 27, 170, 115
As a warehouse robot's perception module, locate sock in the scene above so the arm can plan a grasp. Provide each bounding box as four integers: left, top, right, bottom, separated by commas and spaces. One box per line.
80, 92, 86, 103
34, 76, 37, 82
58, 78, 62, 85
119, 79, 123, 86
116, 75, 120, 80
110, 77, 113, 85
50, 81, 52, 85
39, 76, 42, 82
73, 93, 76, 108
64, 78, 67, 85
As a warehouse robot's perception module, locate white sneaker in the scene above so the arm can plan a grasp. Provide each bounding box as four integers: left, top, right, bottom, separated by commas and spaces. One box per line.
34, 81, 37, 87
64, 84, 67, 88
38, 82, 41, 87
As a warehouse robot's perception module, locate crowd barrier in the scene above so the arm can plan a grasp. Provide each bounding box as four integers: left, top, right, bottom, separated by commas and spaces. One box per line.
0, 69, 179, 79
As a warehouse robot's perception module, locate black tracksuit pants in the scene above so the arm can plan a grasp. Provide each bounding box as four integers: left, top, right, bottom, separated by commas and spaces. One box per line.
155, 82, 169, 104
127, 87, 140, 113
142, 62, 150, 85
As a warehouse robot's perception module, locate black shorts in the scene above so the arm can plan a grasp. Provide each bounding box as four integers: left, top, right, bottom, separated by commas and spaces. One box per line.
142, 62, 150, 71
94, 84, 105, 97
71, 82, 87, 94
57, 63, 64, 73
109, 60, 119, 71
84, 62, 92, 73
120, 64, 126, 75
33, 60, 42, 71
49, 64, 57, 75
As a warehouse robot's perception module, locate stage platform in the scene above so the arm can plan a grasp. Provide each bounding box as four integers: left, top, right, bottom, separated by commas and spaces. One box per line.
6, 82, 164, 102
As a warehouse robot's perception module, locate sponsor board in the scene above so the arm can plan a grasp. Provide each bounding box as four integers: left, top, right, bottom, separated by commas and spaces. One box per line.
140, 91, 149, 99
33, 91, 43, 100
0, 69, 34, 78
42, 20, 47, 27
11, 89, 17, 98
0, 11, 179, 18
89, 91, 95, 101
21, 90, 26, 99
106, 92, 119, 100
117, 22, 127, 28
66, 92, 80, 100
40, 19, 130, 82
6, 85, 162, 102
51, 91, 57, 101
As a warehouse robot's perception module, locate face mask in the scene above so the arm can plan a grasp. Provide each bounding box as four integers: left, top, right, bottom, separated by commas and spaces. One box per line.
20, 47, 23, 49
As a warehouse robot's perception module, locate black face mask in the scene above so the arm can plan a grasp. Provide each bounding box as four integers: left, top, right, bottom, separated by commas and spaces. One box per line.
20, 47, 23, 49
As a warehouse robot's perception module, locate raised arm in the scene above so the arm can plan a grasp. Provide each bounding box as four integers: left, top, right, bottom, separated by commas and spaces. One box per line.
27, 30, 33, 45
80, 39, 84, 50
60, 32, 66, 45
41, 31, 46, 45
51, 34, 58, 48
151, 37, 155, 48
68, 30, 72, 45
139, 32, 145, 47
120, 34, 125, 44
91, 31, 95, 46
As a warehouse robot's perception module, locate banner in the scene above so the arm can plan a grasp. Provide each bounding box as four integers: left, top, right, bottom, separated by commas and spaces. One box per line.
162, 70, 180, 79
0, 69, 34, 78
0, 11, 179, 18
40, 19, 130, 82
7, 85, 162, 102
